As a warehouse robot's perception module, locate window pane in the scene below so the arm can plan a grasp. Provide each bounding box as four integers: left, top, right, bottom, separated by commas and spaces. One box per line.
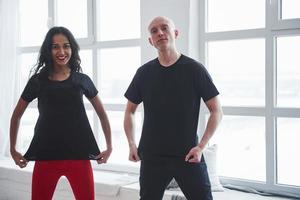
277, 36, 300, 107
86, 110, 94, 133
20, 0, 48, 46
80, 49, 93, 81
208, 39, 265, 106
80, 49, 94, 102
56, 0, 88, 38
98, 47, 140, 104
282, 0, 300, 19
97, 0, 140, 41
20, 53, 38, 88
207, 0, 265, 32
210, 116, 266, 181
277, 118, 300, 186
97, 111, 142, 166
17, 108, 38, 153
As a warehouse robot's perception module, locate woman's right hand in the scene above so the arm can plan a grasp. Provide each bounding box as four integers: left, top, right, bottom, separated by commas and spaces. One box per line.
10, 149, 28, 168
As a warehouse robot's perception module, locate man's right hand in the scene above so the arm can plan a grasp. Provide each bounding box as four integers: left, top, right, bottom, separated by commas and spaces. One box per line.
129, 144, 140, 162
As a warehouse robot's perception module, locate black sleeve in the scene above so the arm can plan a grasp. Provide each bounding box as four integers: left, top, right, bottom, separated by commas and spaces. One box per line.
195, 64, 219, 102
124, 69, 142, 105
82, 74, 98, 98
21, 74, 40, 102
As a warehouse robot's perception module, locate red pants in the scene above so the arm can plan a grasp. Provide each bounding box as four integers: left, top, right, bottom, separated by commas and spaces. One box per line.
32, 160, 94, 200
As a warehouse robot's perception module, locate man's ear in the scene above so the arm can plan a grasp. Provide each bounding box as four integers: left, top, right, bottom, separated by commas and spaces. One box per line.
148, 37, 154, 46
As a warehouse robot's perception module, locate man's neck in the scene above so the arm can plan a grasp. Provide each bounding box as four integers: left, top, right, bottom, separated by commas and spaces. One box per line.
158, 50, 181, 67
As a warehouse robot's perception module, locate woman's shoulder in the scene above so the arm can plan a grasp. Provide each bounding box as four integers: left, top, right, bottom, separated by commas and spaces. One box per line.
28, 72, 45, 83
72, 71, 91, 79
71, 72, 95, 85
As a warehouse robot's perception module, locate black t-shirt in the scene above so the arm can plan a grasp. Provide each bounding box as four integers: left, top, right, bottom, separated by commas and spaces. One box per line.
21, 71, 100, 160
125, 55, 219, 158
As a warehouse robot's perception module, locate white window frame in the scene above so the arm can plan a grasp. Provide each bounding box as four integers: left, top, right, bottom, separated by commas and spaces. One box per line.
270, 0, 300, 30
200, 0, 300, 197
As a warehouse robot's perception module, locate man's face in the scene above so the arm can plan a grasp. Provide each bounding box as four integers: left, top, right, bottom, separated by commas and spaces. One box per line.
148, 17, 178, 51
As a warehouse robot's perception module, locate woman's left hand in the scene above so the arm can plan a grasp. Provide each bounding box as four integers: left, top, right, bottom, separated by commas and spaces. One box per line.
95, 148, 112, 164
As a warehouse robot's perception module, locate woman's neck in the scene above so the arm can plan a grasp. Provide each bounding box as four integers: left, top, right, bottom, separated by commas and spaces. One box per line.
49, 66, 71, 81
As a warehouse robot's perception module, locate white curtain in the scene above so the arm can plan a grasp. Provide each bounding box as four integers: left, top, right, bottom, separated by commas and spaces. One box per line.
0, 0, 20, 157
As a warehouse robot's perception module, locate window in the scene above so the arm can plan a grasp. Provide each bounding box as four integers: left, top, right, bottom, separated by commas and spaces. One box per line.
277, 118, 300, 186
15, 0, 300, 197
80, 49, 93, 79
56, 0, 88, 38
97, 111, 142, 166
19, 0, 48, 47
207, 0, 265, 32
276, 36, 300, 107
98, 47, 141, 104
210, 116, 266, 181
281, 0, 300, 19
202, 0, 300, 197
18, 0, 141, 169
19, 53, 38, 87
271, 0, 300, 29
208, 39, 265, 106
97, 0, 140, 41
17, 108, 38, 153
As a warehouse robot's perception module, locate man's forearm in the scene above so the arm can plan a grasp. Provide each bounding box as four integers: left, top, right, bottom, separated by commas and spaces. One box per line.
198, 110, 223, 149
124, 112, 137, 147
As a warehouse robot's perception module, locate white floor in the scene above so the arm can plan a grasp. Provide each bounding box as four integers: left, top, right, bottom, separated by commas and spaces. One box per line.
0, 159, 297, 200
121, 182, 297, 200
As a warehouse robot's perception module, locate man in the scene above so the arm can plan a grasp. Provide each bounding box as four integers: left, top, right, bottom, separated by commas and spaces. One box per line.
124, 16, 222, 200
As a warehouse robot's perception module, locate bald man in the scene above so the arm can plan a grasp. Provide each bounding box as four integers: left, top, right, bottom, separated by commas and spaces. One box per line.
124, 16, 223, 200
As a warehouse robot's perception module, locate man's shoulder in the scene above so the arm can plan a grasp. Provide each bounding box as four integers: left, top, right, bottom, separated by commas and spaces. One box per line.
180, 55, 206, 71
137, 58, 158, 73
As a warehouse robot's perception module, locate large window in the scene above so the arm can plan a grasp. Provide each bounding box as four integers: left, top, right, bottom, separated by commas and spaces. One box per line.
208, 39, 265, 106
276, 36, 300, 107
17, 0, 141, 168
202, 0, 300, 197
19, 0, 48, 47
56, 0, 88, 38
277, 118, 300, 186
98, 47, 141, 104
281, 0, 300, 19
207, 0, 265, 32
210, 116, 266, 181
97, 0, 140, 41
15, 0, 300, 197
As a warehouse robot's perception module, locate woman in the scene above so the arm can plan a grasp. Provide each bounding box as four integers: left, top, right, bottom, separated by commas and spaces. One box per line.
10, 26, 112, 200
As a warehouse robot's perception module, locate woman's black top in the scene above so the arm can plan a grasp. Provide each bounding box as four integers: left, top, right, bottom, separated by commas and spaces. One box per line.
21, 72, 100, 161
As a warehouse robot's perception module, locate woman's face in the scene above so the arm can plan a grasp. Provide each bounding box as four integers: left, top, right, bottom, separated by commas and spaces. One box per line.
51, 34, 72, 69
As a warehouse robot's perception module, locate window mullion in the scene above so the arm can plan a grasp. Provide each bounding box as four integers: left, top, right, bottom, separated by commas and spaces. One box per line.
48, 0, 55, 28
265, 33, 277, 188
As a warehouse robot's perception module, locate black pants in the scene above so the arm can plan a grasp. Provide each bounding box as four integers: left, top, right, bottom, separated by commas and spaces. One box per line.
139, 155, 213, 200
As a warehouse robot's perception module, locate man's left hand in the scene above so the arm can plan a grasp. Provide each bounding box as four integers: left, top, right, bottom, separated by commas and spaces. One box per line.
185, 146, 203, 163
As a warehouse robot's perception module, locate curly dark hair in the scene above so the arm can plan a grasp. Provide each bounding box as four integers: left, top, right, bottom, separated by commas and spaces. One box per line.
32, 26, 82, 76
